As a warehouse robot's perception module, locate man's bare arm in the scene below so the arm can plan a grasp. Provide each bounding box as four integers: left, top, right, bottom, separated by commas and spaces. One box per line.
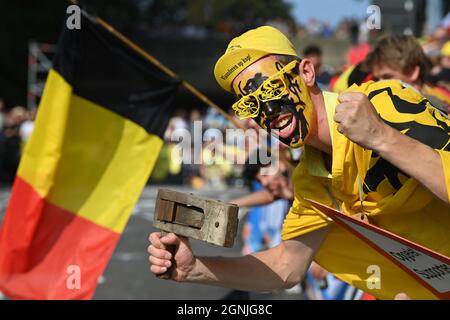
230, 190, 275, 208
148, 227, 329, 292
373, 124, 448, 204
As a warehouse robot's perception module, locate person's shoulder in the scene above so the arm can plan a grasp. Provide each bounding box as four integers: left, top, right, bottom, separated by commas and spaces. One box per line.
347, 80, 435, 116
347, 79, 423, 100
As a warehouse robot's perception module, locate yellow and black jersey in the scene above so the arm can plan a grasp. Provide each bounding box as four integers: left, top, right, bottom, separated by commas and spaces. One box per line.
282, 81, 450, 300
361, 80, 450, 199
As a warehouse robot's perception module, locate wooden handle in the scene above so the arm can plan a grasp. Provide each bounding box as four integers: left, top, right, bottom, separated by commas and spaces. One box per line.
156, 231, 177, 280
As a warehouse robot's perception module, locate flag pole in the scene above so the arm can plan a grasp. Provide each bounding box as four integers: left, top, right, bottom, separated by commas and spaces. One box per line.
68, 0, 243, 129
93, 16, 293, 167
95, 17, 243, 129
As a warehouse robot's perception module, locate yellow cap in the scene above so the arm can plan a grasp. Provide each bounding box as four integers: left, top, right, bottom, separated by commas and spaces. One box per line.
214, 26, 298, 92
442, 40, 450, 57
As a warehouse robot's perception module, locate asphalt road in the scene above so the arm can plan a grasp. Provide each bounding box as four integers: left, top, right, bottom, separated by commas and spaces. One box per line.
0, 185, 304, 300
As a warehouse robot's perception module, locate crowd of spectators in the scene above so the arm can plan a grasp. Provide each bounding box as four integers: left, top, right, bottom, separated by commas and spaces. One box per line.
0, 99, 35, 184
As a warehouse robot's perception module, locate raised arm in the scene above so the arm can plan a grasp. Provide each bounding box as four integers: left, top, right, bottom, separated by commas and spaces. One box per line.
148, 227, 329, 292
334, 92, 449, 205
373, 124, 448, 203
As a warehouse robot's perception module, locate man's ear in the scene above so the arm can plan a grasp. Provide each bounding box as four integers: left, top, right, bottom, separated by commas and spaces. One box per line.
299, 59, 316, 87
407, 65, 420, 83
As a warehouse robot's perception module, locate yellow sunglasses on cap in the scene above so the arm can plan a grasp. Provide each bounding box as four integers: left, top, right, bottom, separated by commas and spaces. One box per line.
231, 60, 300, 119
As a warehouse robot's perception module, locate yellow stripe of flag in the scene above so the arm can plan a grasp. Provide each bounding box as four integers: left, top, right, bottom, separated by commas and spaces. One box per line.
18, 70, 163, 233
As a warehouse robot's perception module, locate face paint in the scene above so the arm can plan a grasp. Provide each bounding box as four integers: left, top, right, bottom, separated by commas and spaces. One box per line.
232, 59, 314, 148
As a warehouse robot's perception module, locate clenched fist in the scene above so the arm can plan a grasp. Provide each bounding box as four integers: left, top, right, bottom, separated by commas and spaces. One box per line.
334, 92, 387, 150
147, 232, 195, 281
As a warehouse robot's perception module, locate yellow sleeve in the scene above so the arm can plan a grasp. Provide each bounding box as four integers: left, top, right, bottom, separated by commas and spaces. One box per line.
438, 150, 450, 203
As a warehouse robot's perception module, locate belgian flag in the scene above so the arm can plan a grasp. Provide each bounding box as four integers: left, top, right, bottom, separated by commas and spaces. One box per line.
0, 11, 179, 299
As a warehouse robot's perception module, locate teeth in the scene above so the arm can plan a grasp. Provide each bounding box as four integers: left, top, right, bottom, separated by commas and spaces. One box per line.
276, 117, 290, 129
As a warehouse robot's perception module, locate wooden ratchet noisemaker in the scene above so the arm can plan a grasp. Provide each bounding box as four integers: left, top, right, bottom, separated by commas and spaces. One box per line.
153, 189, 239, 278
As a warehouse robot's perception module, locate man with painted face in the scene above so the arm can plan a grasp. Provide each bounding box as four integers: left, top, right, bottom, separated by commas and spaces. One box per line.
148, 26, 450, 299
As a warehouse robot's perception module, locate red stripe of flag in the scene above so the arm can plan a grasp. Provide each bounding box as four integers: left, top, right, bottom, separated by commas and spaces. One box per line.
0, 177, 120, 299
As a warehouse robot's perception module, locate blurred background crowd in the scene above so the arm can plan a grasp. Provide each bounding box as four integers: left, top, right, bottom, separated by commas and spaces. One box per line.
0, 100, 35, 183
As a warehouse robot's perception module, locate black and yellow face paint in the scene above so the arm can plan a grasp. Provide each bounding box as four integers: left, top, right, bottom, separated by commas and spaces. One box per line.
232, 59, 314, 148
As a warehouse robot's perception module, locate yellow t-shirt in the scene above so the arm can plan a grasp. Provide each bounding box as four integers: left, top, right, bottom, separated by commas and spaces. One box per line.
282, 80, 450, 300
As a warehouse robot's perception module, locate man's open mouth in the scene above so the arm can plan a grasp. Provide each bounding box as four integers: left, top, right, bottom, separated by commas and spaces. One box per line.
270, 113, 296, 139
